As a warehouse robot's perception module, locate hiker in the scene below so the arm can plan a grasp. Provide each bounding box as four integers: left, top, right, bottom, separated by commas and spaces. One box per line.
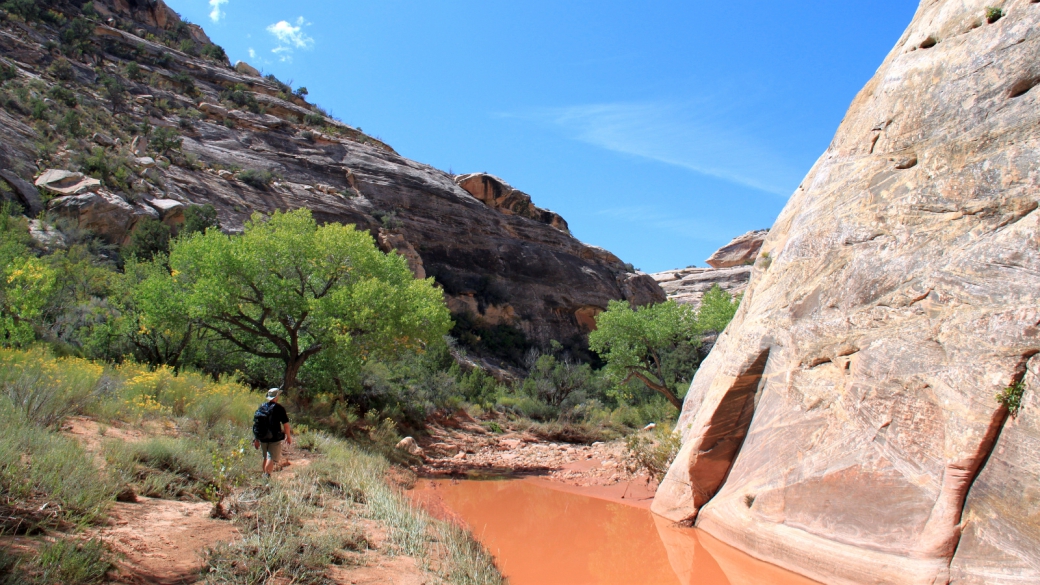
252, 388, 292, 477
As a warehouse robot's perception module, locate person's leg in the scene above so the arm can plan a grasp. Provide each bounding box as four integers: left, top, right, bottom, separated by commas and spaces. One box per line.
261, 443, 273, 475
266, 441, 282, 473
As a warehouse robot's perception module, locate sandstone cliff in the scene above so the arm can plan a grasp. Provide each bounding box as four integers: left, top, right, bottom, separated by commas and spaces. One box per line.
650, 230, 767, 309
653, 2, 1040, 584
0, 0, 663, 362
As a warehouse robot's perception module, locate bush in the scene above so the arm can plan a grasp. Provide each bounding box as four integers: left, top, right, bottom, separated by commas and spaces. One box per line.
60, 18, 94, 56
181, 203, 218, 235
0, 347, 105, 427
177, 39, 198, 56
148, 126, 182, 155
47, 58, 74, 81
237, 168, 275, 189
625, 422, 681, 482
124, 61, 143, 81
303, 113, 324, 126
200, 43, 227, 62
123, 218, 170, 262
986, 6, 1003, 23
996, 380, 1026, 417
1, 0, 41, 21
104, 434, 248, 500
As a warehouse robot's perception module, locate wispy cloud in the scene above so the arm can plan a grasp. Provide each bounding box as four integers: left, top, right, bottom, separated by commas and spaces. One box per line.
267, 17, 314, 61
505, 101, 801, 196
596, 206, 740, 243
208, 0, 228, 23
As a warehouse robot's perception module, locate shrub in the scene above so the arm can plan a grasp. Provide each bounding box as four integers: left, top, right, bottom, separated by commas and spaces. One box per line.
200, 43, 227, 62
181, 203, 219, 235
1, 0, 41, 21
148, 126, 182, 155
237, 168, 275, 189
123, 218, 170, 262
47, 58, 74, 81
294, 86, 308, 98
47, 84, 77, 107
996, 380, 1026, 417
124, 61, 143, 81
0, 347, 105, 427
625, 422, 681, 482
303, 112, 325, 126
986, 6, 1003, 23
60, 17, 95, 56
170, 72, 195, 94
178, 39, 198, 56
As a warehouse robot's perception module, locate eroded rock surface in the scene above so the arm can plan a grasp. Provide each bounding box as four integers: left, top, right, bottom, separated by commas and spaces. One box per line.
704, 230, 768, 269
653, 2, 1040, 584
0, 0, 663, 350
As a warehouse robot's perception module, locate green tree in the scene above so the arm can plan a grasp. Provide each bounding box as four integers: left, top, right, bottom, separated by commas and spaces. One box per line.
168, 209, 452, 392
181, 204, 219, 236
588, 287, 740, 409
123, 218, 171, 262
114, 256, 199, 368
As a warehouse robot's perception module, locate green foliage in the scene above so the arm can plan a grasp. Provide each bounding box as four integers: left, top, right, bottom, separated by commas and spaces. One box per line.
178, 39, 198, 56
77, 147, 132, 191
29, 98, 48, 121
220, 83, 260, 113
0, 62, 16, 83
522, 354, 601, 410
996, 380, 1026, 417
123, 219, 171, 262
47, 84, 77, 107
167, 208, 452, 392
986, 6, 1004, 23
46, 58, 74, 81
98, 74, 125, 111
200, 43, 227, 62
123, 60, 143, 81
303, 112, 325, 126
56, 110, 83, 138
294, 86, 309, 97
589, 287, 739, 409
0, 347, 104, 427
237, 168, 275, 189
0, 212, 56, 347
60, 17, 94, 56
1, 0, 41, 21
16, 539, 111, 585
148, 126, 182, 155
625, 422, 682, 483
181, 203, 219, 235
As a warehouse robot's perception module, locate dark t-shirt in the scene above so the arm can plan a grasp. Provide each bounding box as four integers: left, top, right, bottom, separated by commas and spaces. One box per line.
268, 402, 289, 442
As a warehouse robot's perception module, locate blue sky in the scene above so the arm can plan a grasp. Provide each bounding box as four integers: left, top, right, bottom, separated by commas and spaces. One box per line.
168, 0, 918, 272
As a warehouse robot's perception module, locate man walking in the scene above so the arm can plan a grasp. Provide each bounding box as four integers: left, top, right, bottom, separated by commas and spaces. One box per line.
252, 388, 292, 477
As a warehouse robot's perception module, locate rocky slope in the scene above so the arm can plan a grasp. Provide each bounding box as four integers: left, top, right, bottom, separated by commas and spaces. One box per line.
0, 0, 662, 363
653, 1, 1040, 584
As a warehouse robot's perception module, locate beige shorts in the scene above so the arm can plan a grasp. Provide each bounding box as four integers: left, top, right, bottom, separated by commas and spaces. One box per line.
260, 441, 282, 463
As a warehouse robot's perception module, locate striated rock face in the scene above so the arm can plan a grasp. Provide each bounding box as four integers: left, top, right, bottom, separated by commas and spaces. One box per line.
0, 0, 663, 352
652, 266, 752, 308
653, 2, 1040, 585
704, 230, 768, 269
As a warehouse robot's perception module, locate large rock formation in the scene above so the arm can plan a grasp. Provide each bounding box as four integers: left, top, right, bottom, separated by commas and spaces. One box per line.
653, 2, 1040, 584
0, 0, 663, 353
651, 231, 768, 309
705, 229, 768, 269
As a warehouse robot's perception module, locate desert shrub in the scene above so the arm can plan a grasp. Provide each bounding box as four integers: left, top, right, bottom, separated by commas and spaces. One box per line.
148, 126, 182, 154
986, 6, 1003, 23
1, 0, 41, 21
0, 347, 105, 427
60, 17, 94, 56
104, 434, 248, 501
123, 60, 143, 81
77, 147, 132, 191
98, 74, 125, 110
29, 98, 48, 121
47, 84, 77, 107
996, 380, 1026, 417
220, 83, 260, 113
200, 43, 227, 62
181, 203, 218, 235
625, 422, 681, 482
177, 39, 198, 56
56, 110, 83, 137
237, 168, 275, 189
0, 399, 118, 526
47, 58, 74, 81
303, 112, 325, 126
122, 218, 170, 261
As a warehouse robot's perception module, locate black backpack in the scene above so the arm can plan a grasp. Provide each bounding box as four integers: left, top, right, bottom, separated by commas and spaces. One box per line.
252, 402, 281, 442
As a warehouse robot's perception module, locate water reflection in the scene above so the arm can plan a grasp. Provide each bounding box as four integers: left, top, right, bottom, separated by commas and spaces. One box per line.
410, 479, 817, 585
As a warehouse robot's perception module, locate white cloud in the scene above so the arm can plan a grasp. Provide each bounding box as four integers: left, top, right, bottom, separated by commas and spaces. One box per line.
505, 101, 802, 196
208, 0, 228, 23
248, 48, 256, 59
267, 17, 314, 61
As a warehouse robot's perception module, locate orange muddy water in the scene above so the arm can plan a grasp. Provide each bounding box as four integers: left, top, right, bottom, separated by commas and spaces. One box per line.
410, 478, 818, 585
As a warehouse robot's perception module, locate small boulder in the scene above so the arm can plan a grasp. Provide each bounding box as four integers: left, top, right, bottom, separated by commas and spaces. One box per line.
48, 191, 136, 244
234, 61, 261, 77
92, 132, 116, 147
34, 170, 102, 196
395, 437, 425, 458
133, 157, 157, 168
198, 102, 228, 119
705, 229, 769, 269
147, 198, 185, 226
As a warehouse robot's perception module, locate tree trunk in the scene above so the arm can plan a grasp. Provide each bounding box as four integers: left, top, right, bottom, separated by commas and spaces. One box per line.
627, 370, 683, 409
282, 358, 305, 393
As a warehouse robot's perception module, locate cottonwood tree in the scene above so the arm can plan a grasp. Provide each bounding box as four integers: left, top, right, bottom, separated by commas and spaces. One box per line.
168, 209, 451, 392
589, 286, 740, 409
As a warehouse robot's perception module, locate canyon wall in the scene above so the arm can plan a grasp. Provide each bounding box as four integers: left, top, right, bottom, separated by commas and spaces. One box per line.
652, 1, 1040, 584
0, 0, 662, 358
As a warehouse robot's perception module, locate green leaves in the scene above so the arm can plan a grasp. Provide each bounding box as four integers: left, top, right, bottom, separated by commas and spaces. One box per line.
166, 209, 451, 392
588, 285, 741, 408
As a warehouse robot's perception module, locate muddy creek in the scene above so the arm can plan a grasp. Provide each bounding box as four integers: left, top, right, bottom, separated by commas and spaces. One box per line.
410, 478, 818, 585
